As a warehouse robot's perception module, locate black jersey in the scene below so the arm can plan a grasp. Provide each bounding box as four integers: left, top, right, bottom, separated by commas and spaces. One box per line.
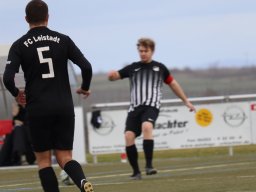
118, 60, 172, 111
3, 26, 92, 116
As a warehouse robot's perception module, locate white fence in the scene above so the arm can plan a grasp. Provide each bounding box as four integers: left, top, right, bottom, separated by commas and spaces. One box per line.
73, 107, 86, 164
87, 94, 256, 155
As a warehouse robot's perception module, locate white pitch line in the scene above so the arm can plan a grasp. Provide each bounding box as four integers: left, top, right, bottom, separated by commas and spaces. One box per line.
0, 181, 41, 188
226, 191, 256, 192
237, 175, 256, 178
95, 181, 136, 186
90, 172, 130, 179
90, 161, 255, 180
0, 164, 59, 171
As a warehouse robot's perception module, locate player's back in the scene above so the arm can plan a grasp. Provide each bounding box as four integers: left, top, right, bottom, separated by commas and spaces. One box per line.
15, 26, 75, 116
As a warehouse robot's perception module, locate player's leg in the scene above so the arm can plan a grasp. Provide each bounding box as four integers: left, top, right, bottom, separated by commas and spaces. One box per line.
142, 122, 157, 174
29, 116, 60, 192
141, 107, 159, 175
55, 150, 92, 192
125, 111, 142, 179
125, 131, 142, 179
35, 151, 60, 192
55, 149, 72, 168
54, 115, 93, 192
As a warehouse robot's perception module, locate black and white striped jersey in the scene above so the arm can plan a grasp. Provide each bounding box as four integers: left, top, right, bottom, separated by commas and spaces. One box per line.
119, 60, 173, 111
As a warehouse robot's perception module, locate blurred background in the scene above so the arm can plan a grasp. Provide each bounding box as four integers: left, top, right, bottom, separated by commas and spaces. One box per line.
1, 0, 256, 118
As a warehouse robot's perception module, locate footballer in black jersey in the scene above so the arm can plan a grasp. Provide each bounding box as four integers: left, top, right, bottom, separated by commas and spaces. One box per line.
5, 27, 91, 117
108, 38, 196, 180
3, 1, 93, 192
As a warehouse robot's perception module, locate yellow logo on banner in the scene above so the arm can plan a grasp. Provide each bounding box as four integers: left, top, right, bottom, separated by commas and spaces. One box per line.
195, 108, 213, 127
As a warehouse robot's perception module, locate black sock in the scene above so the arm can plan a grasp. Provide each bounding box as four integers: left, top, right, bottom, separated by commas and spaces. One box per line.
64, 160, 86, 189
39, 167, 59, 192
126, 145, 140, 174
143, 139, 154, 168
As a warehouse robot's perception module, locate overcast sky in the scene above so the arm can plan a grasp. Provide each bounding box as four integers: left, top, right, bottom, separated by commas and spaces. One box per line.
0, 0, 256, 73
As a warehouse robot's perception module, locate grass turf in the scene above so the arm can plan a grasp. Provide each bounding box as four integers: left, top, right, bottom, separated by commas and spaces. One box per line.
1, 145, 256, 192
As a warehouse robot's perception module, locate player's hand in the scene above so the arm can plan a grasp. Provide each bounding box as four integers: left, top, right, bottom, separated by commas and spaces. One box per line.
15, 90, 26, 106
76, 88, 91, 99
185, 101, 196, 112
108, 71, 119, 81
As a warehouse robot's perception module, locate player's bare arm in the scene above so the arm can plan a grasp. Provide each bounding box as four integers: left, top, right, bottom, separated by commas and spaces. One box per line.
108, 70, 121, 81
168, 80, 196, 112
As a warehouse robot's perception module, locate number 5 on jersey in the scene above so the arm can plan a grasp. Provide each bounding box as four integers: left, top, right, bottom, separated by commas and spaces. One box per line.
37, 46, 55, 79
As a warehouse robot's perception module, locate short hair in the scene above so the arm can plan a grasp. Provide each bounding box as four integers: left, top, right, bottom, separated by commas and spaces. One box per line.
137, 38, 155, 52
25, 0, 48, 24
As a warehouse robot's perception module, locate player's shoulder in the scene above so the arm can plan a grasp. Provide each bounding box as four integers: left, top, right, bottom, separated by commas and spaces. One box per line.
131, 61, 141, 67
10, 35, 27, 51
122, 61, 140, 69
12, 32, 30, 45
151, 60, 170, 72
48, 29, 70, 41
152, 60, 166, 68
127, 61, 143, 71
49, 29, 67, 37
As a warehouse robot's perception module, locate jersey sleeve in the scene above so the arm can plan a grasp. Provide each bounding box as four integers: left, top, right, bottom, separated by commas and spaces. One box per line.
118, 64, 132, 79
162, 64, 174, 84
67, 37, 92, 91
3, 43, 21, 97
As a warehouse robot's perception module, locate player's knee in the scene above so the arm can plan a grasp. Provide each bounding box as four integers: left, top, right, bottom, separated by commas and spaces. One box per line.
57, 157, 72, 169
55, 151, 72, 168
37, 160, 51, 170
142, 122, 153, 133
125, 131, 135, 145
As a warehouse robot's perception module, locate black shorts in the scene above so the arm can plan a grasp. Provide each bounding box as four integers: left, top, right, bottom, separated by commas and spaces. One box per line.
125, 106, 159, 137
28, 114, 75, 152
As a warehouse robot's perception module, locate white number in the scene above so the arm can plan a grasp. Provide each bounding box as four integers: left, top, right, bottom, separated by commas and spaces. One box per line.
37, 46, 55, 78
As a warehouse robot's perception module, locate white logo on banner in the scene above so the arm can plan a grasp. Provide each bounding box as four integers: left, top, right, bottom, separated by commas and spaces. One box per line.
93, 114, 115, 135
223, 106, 247, 127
